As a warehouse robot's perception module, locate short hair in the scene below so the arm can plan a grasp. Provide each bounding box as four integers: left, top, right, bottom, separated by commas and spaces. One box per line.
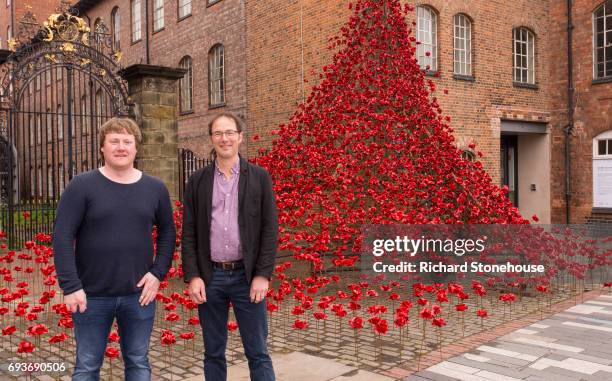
98, 117, 142, 152
208, 112, 245, 136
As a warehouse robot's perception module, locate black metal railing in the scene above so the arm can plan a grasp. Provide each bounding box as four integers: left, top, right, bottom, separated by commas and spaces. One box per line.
178, 148, 212, 200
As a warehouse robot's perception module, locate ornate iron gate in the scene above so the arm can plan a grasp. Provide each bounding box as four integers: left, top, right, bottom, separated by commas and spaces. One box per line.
0, 7, 131, 248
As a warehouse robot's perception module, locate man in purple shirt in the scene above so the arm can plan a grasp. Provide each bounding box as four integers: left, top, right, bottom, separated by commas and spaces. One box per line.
182, 112, 278, 380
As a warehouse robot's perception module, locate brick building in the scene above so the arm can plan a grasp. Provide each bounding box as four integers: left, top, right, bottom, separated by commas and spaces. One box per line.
72, 0, 247, 159
2, 0, 611, 224
249, 0, 611, 224
0, 0, 60, 50
548, 0, 612, 224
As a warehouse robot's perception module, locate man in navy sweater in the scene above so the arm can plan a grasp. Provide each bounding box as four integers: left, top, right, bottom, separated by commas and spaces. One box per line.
53, 117, 175, 381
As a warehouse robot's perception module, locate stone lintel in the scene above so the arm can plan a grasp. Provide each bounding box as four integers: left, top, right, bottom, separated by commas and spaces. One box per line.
119, 64, 187, 83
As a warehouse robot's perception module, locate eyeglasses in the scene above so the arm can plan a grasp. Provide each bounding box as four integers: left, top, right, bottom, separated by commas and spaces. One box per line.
211, 130, 239, 138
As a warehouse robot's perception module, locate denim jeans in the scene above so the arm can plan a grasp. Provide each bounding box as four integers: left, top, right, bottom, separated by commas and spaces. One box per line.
72, 292, 155, 381
199, 267, 275, 381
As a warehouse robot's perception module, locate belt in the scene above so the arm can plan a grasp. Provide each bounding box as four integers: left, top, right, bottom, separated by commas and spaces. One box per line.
213, 261, 244, 270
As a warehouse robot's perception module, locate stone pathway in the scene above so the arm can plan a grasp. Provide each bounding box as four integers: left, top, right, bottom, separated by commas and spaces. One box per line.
1, 284, 607, 380
405, 294, 612, 381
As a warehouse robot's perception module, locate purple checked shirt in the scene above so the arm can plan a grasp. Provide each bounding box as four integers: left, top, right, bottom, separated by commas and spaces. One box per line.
210, 160, 243, 263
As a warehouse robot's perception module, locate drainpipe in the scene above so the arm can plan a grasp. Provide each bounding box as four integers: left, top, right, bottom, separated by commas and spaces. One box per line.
145, 0, 150, 64
10, 0, 14, 38
564, 0, 574, 224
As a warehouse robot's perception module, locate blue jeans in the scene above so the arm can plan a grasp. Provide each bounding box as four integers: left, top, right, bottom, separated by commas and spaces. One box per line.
199, 267, 275, 381
72, 292, 155, 381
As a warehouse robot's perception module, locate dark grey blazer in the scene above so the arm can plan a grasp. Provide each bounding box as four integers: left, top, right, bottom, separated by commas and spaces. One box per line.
181, 156, 278, 286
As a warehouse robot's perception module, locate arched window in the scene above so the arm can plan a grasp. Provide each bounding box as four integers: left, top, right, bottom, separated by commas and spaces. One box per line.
453, 14, 472, 76
93, 18, 105, 49
593, 130, 612, 208
461, 150, 476, 162
179, 56, 193, 112
209, 44, 225, 106
593, 1, 612, 79
111, 7, 121, 50
416, 6, 437, 71
513, 27, 535, 84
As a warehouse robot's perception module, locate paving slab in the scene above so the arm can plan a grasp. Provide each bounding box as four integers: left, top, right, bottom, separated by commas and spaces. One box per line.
407, 295, 612, 381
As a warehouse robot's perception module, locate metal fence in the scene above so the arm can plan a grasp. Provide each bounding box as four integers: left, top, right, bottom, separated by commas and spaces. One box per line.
178, 148, 212, 200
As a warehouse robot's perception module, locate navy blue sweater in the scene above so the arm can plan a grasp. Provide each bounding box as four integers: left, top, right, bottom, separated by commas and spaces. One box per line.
53, 170, 176, 296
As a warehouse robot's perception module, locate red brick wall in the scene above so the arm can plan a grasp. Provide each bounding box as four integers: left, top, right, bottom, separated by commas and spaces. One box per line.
0, 1, 62, 47
246, 0, 551, 187
549, 0, 612, 223
80, 0, 247, 158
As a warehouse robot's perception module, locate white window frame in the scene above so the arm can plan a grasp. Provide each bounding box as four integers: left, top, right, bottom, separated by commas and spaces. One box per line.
513, 27, 535, 84
112, 7, 121, 50
593, 130, 612, 208
416, 6, 437, 71
593, 1, 612, 79
178, 0, 192, 19
209, 45, 225, 106
179, 56, 193, 112
154, 0, 164, 31
453, 14, 472, 76
131, 0, 142, 42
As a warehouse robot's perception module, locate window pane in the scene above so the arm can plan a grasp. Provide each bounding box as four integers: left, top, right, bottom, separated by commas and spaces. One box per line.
597, 32, 605, 48
154, 0, 164, 31
597, 17, 604, 33
112, 9, 121, 50
416, 7, 436, 70
179, 0, 192, 18
179, 57, 192, 112
599, 140, 607, 155
132, 0, 141, 41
